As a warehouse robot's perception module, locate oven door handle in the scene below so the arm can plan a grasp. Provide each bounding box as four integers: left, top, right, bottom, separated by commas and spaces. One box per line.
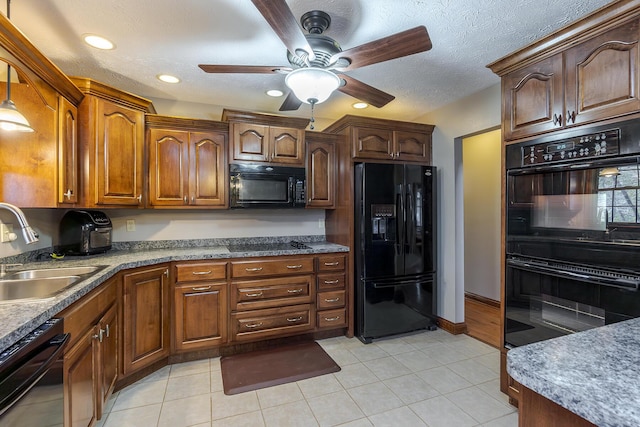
0, 333, 70, 417
507, 258, 639, 291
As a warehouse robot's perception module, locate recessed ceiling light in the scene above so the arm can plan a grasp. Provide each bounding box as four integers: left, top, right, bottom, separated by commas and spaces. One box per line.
157, 74, 181, 84
352, 102, 368, 109
83, 34, 115, 50
266, 89, 284, 97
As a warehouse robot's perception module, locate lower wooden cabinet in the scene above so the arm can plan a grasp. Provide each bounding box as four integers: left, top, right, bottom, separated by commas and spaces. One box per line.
60, 276, 118, 427
121, 264, 170, 376
230, 304, 314, 342
174, 283, 227, 351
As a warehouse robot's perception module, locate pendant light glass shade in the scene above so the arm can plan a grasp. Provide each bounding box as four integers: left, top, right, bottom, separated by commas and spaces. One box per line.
0, 98, 34, 132
285, 68, 341, 104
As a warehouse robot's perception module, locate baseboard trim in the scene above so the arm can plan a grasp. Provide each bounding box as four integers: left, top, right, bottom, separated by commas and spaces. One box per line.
464, 292, 501, 348
437, 317, 467, 335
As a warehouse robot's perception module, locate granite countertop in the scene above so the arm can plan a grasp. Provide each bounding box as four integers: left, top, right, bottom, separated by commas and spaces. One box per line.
0, 239, 348, 353
507, 318, 640, 427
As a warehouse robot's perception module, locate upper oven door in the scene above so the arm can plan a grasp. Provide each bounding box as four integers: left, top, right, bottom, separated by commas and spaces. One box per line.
507, 156, 640, 240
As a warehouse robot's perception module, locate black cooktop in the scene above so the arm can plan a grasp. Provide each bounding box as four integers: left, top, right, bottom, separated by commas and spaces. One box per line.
227, 241, 311, 252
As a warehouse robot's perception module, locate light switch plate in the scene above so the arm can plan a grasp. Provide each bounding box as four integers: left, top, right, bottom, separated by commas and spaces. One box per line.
126, 219, 136, 232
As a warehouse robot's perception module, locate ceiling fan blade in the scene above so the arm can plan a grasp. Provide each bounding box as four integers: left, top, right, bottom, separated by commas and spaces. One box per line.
251, 0, 315, 61
279, 91, 303, 111
338, 75, 395, 108
331, 26, 432, 71
198, 65, 290, 74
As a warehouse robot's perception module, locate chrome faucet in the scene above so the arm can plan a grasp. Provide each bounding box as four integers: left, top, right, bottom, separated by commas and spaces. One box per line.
0, 202, 39, 244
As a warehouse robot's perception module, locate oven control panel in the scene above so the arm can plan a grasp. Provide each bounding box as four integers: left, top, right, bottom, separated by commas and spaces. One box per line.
521, 128, 620, 166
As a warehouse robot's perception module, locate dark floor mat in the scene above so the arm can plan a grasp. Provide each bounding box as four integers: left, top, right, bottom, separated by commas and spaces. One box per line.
220, 341, 341, 395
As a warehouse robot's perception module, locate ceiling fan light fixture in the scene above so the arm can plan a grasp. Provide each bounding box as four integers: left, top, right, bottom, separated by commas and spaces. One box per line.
284, 67, 340, 104
266, 89, 284, 97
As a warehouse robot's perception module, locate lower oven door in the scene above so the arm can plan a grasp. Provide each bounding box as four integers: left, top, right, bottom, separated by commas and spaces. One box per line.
504, 258, 640, 348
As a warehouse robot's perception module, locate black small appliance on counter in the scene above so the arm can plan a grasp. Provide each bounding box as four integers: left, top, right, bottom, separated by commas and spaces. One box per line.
58, 210, 112, 255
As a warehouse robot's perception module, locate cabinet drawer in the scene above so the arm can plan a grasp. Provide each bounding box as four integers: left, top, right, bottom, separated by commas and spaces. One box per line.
317, 290, 346, 310
317, 254, 345, 272
231, 257, 314, 278
231, 275, 312, 310
230, 304, 314, 342
317, 273, 346, 290
317, 308, 347, 329
175, 262, 227, 282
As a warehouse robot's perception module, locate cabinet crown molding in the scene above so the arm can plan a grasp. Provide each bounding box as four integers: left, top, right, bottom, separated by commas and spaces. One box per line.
70, 76, 156, 113
323, 114, 435, 134
222, 109, 310, 129
145, 114, 228, 132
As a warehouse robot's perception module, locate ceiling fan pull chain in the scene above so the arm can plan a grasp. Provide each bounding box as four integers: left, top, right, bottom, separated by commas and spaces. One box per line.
309, 99, 316, 130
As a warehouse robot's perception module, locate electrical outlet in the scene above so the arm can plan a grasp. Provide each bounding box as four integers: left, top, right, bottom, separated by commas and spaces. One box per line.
318, 218, 325, 229
126, 219, 136, 232
0, 222, 16, 243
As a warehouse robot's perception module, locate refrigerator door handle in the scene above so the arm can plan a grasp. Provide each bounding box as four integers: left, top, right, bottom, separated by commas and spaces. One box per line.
396, 185, 404, 255
406, 184, 416, 252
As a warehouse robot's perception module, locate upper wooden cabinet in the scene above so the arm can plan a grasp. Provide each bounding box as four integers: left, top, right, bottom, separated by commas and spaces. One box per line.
324, 115, 434, 164
223, 109, 309, 166
306, 132, 337, 209
0, 13, 83, 207
489, 3, 640, 141
146, 115, 228, 208
71, 77, 155, 207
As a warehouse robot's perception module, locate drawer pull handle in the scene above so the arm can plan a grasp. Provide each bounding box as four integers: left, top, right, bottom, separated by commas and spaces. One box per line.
287, 316, 303, 322
324, 316, 341, 322
286, 264, 303, 269
323, 279, 340, 284
324, 297, 340, 303
324, 261, 340, 266
245, 292, 263, 297
192, 286, 212, 291
245, 267, 264, 272
245, 322, 263, 329
287, 288, 304, 294
192, 270, 212, 275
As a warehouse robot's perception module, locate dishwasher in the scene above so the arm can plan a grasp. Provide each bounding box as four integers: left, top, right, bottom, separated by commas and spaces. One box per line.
0, 318, 69, 426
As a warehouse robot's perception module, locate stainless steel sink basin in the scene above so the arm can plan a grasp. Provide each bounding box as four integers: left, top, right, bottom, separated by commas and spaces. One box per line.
8, 265, 103, 280
0, 276, 81, 302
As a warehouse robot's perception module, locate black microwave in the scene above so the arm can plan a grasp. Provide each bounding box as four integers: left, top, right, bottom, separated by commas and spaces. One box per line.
230, 164, 306, 208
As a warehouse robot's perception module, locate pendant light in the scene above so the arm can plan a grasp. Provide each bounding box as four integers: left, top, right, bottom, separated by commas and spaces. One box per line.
0, 0, 34, 132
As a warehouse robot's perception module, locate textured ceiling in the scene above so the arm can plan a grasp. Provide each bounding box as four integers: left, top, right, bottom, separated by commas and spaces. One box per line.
8, 0, 613, 124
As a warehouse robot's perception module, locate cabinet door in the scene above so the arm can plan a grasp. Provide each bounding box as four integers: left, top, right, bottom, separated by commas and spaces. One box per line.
148, 128, 190, 206
58, 96, 79, 205
270, 126, 304, 165
63, 327, 97, 427
565, 19, 640, 127
231, 122, 269, 162
352, 127, 394, 160
502, 54, 564, 140
97, 304, 118, 419
189, 131, 228, 206
122, 265, 170, 375
174, 282, 227, 351
306, 139, 335, 208
96, 99, 144, 206
394, 131, 431, 163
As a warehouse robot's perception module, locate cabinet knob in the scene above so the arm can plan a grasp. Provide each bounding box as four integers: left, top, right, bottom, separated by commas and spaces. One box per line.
63, 189, 73, 199
567, 110, 576, 124
137, 194, 142, 203
184, 196, 187, 203
553, 113, 563, 126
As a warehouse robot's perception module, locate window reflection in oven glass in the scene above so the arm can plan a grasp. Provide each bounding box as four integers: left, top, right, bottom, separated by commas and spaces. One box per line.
597, 164, 640, 224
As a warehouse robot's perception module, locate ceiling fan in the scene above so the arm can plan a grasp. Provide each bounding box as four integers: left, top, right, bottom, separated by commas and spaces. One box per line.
199, 0, 432, 113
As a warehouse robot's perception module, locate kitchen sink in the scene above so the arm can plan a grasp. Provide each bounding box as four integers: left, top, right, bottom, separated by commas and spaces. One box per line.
0, 276, 81, 302
7, 265, 103, 280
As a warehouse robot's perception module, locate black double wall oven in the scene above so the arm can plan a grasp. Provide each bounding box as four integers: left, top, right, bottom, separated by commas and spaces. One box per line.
505, 119, 640, 348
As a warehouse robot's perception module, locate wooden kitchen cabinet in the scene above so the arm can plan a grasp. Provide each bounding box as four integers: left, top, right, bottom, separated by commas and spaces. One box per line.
306, 132, 337, 208
173, 261, 228, 351
72, 77, 154, 207
58, 95, 80, 205
316, 254, 348, 329
59, 276, 118, 427
121, 264, 170, 376
491, 14, 640, 141
146, 115, 228, 208
223, 109, 309, 166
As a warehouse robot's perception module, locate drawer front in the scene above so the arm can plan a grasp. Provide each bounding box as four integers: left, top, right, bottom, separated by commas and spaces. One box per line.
231, 257, 314, 278
231, 275, 313, 310
230, 304, 314, 342
317, 273, 346, 290
317, 290, 346, 310
317, 254, 346, 272
317, 308, 347, 329
176, 262, 227, 282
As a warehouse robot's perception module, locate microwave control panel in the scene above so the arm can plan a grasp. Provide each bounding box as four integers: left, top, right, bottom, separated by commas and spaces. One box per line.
521, 128, 620, 166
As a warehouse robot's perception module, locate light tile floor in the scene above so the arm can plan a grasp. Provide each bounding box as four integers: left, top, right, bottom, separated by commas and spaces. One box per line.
97, 329, 518, 427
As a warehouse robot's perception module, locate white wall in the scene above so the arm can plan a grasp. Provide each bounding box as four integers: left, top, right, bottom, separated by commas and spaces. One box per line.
463, 129, 502, 301
416, 83, 501, 323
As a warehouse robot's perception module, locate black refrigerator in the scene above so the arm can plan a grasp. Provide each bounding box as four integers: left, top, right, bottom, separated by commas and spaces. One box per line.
354, 163, 437, 343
